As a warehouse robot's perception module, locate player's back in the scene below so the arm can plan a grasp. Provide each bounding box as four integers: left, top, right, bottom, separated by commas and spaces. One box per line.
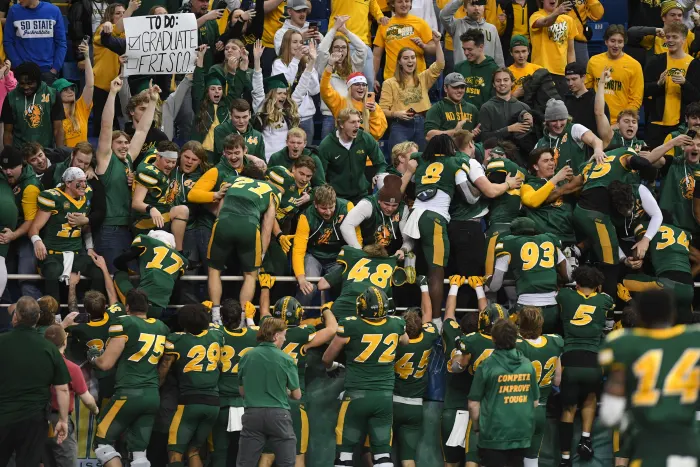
600, 325, 700, 431
394, 322, 440, 398
413, 153, 468, 200
133, 235, 187, 308
219, 176, 277, 221
339, 315, 406, 392
464, 332, 496, 376
110, 315, 170, 391
218, 326, 259, 406
68, 303, 125, 377
484, 156, 525, 224
496, 233, 560, 295
558, 288, 613, 353
648, 223, 692, 277
580, 147, 636, 191
280, 324, 317, 396
517, 334, 564, 403
166, 329, 224, 397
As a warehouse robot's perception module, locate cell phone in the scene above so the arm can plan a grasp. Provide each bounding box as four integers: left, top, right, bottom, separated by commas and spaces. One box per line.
641, 146, 652, 152
367, 92, 375, 103
565, 159, 572, 167
82, 35, 90, 45
407, 108, 416, 116
74, 313, 91, 324
687, 129, 697, 139
308, 21, 318, 31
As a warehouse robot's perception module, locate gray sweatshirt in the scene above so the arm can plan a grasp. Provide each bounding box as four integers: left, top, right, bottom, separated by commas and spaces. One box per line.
479, 96, 531, 142
440, 0, 505, 67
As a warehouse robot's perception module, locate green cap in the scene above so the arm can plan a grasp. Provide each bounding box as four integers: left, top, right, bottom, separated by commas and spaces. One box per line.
263, 73, 288, 93
510, 35, 529, 49
51, 78, 76, 93
511, 217, 539, 235
205, 70, 226, 88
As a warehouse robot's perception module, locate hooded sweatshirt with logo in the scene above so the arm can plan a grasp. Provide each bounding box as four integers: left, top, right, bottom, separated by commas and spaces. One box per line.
467, 347, 540, 450
454, 55, 500, 108
439, 0, 505, 66
424, 97, 479, 136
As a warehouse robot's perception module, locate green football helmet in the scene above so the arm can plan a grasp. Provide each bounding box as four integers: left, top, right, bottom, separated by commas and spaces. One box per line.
356, 286, 390, 320
478, 303, 509, 333
272, 296, 303, 327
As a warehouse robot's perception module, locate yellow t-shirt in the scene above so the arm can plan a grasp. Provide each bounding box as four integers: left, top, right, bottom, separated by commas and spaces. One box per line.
93, 24, 125, 92
484, 0, 506, 35
63, 96, 93, 148
641, 31, 696, 55
567, 0, 604, 42
509, 62, 542, 92
529, 10, 575, 76
511, 3, 530, 41
656, 54, 694, 126
374, 15, 433, 80
329, 0, 385, 45
262, 0, 287, 48
584, 53, 644, 124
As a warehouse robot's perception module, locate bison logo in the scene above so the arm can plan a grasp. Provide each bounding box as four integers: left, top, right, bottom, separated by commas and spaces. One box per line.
24, 104, 43, 129
681, 175, 695, 200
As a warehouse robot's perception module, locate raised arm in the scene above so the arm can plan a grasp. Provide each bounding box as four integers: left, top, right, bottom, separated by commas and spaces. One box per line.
96, 77, 122, 175
129, 83, 160, 158
78, 42, 94, 107
595, 68, 613, 148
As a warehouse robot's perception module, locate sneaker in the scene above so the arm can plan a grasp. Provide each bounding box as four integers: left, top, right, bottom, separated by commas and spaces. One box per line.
577, 436, 594, 461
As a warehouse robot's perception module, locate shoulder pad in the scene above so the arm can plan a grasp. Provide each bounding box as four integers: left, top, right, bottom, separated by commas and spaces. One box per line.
606, 328, 627, 342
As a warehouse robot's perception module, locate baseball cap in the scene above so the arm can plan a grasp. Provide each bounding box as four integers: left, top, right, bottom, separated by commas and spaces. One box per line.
470, 0, 487, 5
52, 78, 76, 93
510, 35, 529, 49
444, 72, 467, 87
0, 147, 22, 169
565, 62, 586, 77
287, 0, 309, 10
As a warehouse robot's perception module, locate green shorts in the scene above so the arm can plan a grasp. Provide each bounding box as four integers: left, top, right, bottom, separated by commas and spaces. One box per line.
331, 299, 357, 321
261, 240, 289, 276
94, 388, 160, 452
131, 211, 173, 237
113, 271, 164, 319
510, 304, 559, 335
628, 429, 700, 466
336, 390, 393, 454
392, 400, 423, 461
613, 429, 632, 459
560, 365, 601, 408
525, 403, 546, 458
209, 399, 244, 467
485, 223, 511, 276
439, 408, 477, 464
167, 403, 219, 454
573, 205, 618, 265
207, 217, 261, 272
417, 211, 449, 268
39, 250, 92, 280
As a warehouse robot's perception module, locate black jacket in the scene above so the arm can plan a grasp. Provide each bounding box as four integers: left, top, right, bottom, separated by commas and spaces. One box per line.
643, 53, 700, 125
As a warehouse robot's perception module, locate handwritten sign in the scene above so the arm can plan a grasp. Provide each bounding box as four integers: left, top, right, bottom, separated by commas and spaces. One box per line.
123, 13, 198, 76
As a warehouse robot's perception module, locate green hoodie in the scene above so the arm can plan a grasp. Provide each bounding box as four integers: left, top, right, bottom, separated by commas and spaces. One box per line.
468, 348, 539, 450
317, 130, 386, 202
267, 148, 326, 187
11, 165, 41, 224
212, 122, 265, 165
454, 56, 499, 108
424, 98, 479, 136
0, 174, 18, 256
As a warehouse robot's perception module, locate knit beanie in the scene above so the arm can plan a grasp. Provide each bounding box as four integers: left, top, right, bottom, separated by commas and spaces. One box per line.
661, 0, 682, 16
544, 99, 568, 121
378, 174, 402, 203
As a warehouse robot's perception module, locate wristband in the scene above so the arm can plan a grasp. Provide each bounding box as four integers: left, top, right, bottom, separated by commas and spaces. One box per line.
275, 232, 282, 241
31, 235, 42, 245
448, 285, 459, 296
474, 286, 485, 300
84, 232, 94, 250
146, 205, 154, 214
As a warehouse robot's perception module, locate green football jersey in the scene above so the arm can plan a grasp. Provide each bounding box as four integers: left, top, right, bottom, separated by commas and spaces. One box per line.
218, 326, 259, 406
442, 318, 472, 409
338, 315, 406, 391
557, 288, 614, 353
517, 334, 564, 404
636, 222, 692, 277
131, 235, 188, 309
280, 324, 316, 396
658, 158, 700, 234
165, 329, 224, 397
522, 176, 575, 244
108, 315, 170, 390
535, 123, 586, 175
218, 176, 279, 223
495, 233, 561, 296
133, 163, 180, 220
463, 332, 496, 376
0, 174, 18, 256
394, 322, 440, 398
328, 246, 398, 320
412, 153, 469, 199
266, 165, 311, 224
67, 303, 126, 370
599, 325, 700, 431
581, 147, 637, 191
484, 157, 525, 225
37, 186, 93, 252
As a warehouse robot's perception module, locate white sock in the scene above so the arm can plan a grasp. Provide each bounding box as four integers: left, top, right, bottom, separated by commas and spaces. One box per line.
132, 451, 147, 459
0, 257, 6, 299
562, 454, 570, 460
582, 431, 591, 438
524, 457, 539, 467
420, 285, 429, 293
211, 305, 221, 324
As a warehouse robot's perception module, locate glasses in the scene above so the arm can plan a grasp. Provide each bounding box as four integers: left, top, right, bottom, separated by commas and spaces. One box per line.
332, 45, 348, 51
353, 83, 368, 88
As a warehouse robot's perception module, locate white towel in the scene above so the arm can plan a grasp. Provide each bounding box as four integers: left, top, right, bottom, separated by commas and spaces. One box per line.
402, 208, 426, 240
227, 407, 245, 432
60, 251, 75, 285
445, 410, 470, 447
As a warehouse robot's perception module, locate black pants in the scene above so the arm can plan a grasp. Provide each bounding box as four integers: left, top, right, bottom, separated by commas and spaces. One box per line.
0, 412, 49, 467
448, 219, 486, 310
645, 122, 678, 149
479, 447, 527, 467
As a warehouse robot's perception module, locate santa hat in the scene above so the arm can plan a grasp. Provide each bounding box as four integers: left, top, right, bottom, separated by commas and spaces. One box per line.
346, 72, 367, 86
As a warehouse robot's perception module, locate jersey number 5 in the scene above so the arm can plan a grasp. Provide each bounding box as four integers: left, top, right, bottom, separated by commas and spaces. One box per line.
570, 304, 596, 326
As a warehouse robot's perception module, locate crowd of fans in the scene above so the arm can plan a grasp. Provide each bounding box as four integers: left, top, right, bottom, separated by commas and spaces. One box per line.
1, 0, 700, 465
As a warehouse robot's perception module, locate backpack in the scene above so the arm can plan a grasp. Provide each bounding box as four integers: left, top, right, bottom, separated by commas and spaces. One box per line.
521, 68, 561, 116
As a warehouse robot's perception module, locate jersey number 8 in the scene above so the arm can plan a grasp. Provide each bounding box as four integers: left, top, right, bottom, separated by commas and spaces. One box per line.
420, 162, 444, 185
